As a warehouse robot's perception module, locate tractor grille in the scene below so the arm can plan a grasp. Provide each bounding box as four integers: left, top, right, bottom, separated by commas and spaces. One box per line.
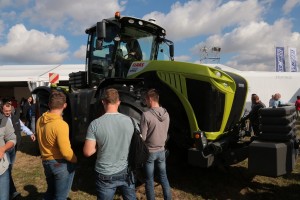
186, 78, 225, 132
157, 72, 184, 95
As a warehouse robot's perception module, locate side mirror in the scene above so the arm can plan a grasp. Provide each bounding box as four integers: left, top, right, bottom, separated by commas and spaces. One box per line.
96, 21, 106, 39
163, 38, 175, 61
169, 44, 174, 59
96, 21, 106, 50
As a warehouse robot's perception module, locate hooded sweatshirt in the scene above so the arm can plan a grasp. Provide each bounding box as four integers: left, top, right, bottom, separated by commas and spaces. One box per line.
36, 112, 77, 163
140, 107, 170, 152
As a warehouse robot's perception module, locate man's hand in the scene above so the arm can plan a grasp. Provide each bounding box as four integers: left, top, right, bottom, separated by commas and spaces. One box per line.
30, 134, 36, 142
0, 146, 6, 159
0, 141, 15, 159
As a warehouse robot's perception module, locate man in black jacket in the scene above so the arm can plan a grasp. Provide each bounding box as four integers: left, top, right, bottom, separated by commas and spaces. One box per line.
243, 94, 266, 136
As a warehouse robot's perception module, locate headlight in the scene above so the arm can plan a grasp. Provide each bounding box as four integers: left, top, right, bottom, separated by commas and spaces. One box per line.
215, 71, 222, 78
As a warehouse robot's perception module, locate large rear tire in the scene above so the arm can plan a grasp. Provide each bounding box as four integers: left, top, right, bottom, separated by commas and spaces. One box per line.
35, 90, 50, 119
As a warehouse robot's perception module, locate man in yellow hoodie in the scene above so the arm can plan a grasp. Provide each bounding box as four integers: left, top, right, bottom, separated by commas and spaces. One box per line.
36, 90, 77, 200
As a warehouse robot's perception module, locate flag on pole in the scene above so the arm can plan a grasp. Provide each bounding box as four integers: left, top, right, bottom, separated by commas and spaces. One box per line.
275, 47, 286, 72
288, 47, 298, 72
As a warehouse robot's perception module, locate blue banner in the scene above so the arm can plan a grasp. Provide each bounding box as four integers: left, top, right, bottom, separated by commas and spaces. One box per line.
275, 47, 286, 72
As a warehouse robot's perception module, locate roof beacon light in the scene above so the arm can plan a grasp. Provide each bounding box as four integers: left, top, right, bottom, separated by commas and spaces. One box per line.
149, 18, 156, 23
115, 11, 121, 19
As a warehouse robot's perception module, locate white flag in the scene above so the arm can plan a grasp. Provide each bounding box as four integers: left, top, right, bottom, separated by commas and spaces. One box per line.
288, 48, 298, 72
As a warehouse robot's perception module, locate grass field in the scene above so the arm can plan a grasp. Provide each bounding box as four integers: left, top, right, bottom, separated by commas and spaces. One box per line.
12, 120, 300, 200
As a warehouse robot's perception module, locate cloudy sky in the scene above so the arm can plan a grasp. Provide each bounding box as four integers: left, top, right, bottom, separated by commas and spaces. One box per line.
0, 0, 299, 71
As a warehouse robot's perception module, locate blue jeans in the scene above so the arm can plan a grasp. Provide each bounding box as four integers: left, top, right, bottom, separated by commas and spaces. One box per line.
0, 169, 10, 200
42, 159, 76, 200
95, 168, 136, 200
7, 147, 17, 195
145, 150, 172, 200
31, 116, 36, 133
7, 147, 16, 165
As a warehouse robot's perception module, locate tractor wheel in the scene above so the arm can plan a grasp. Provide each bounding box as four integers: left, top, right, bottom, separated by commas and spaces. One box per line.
260, 120, 296, 133
260, 113, 296, 125
35, 90, 50, 119
259, 106, 296, 117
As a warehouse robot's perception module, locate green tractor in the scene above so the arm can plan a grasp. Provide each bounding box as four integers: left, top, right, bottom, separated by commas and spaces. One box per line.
33, 12, 249, 168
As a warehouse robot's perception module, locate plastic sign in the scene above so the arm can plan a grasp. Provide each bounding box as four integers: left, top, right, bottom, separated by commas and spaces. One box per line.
49, 73, 59, 84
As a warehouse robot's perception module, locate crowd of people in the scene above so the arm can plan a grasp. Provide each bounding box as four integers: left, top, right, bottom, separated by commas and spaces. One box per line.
0, 89, 171, 200
0, 96, 36, 200
0, 96, 36, 131
243, 92, 300, 137
82, 88, 171, 200
1, 89, 299, 200
268, 93, 285, 108
242, 94, 266, 136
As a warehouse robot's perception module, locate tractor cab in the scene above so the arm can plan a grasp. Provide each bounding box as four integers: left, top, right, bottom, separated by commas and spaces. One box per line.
84, 12, 174, 87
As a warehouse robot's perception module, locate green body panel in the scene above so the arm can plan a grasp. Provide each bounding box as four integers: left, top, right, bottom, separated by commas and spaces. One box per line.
127, 60, 239, 140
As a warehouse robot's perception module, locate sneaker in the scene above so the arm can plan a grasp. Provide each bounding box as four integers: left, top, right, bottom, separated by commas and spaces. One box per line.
11, 191, 20, 200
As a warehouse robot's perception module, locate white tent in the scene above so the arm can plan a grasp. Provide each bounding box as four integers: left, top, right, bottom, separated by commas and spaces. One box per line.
0, 64, 85, 82
0, 64, 86, 99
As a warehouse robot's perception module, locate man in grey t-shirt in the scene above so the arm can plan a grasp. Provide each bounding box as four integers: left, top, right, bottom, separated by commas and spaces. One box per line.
140, 88, 172, 200
0, 108, 16, 200
83, 88, 136, 200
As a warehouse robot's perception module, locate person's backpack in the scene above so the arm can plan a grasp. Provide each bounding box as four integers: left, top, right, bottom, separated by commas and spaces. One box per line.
128, 117, 149, 171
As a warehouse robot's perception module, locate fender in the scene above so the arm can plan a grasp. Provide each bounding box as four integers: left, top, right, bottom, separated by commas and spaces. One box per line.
94, 77, 145, 98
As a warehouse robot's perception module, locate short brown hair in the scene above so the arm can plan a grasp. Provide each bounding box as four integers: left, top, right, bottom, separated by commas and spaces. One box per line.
102, 88, 119, 104
48, 90, 66, 109
1, 102, 12, 114
251, 94, 259, 101
146, 88, 159, 102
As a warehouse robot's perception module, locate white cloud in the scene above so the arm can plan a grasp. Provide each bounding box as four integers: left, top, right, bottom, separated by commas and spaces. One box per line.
142, 0, 264, 41
0, 0, 129, 64
0, 24, 69, 64
191, 18, 300, 71
73, 45, 86, 60
0, 0, 29, 9
20, 0, 125, 34
283, 0, 300, 14
120, 0, 128, 6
